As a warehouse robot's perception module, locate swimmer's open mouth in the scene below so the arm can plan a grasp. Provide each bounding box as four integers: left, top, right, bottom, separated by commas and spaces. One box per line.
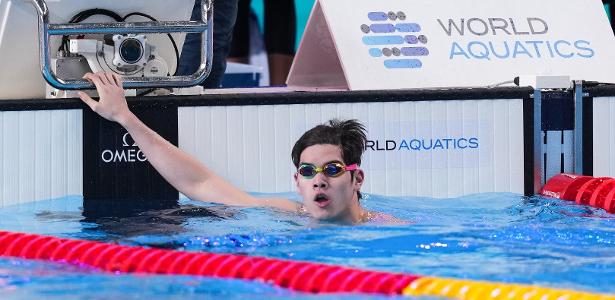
314, 194, 331, 207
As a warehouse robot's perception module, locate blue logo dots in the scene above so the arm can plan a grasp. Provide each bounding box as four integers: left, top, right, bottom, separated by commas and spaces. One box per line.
362, 36, 404, 45
395, 23, 421, 33
370, 24, 395, 33
368, 12, 388, 21
401, 47, 429, 56
369, 48, 383, 57
361, 11, 429, 69
384, 59, 423, 68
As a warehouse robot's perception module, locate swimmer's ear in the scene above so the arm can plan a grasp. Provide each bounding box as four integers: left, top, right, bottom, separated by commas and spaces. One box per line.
293, 172, 299, 187
353, 169, 365, 189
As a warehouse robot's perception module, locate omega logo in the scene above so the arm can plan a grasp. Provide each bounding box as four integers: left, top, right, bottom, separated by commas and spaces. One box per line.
101, 133, 147, 163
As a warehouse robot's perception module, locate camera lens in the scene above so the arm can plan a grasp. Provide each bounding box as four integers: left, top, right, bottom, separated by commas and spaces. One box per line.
119, 38, 143, 64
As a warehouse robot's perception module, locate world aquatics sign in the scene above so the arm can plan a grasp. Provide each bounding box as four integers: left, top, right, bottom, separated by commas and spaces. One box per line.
288, 0, 615, 90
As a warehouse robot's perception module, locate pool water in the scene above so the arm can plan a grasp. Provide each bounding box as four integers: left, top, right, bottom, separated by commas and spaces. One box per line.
0, 193, 614, 299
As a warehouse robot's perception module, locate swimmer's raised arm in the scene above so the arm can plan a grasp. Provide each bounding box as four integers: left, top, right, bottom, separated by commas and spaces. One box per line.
78, 72, 298, 212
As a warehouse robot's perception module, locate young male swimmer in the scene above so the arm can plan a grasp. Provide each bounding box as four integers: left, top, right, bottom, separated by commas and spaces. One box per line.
79, 72, 397, 224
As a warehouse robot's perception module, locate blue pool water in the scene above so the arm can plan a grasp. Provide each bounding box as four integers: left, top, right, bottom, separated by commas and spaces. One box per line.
0, 193, 614, 299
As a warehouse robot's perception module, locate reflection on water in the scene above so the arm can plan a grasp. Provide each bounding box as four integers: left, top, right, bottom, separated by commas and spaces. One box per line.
81, 204, 240, 239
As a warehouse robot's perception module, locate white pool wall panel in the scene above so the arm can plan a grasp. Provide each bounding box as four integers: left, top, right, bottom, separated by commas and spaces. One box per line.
0, 98, 526, 207
593, 97, 615, 177
179, 99, 525, 198
0, 110, 82, 207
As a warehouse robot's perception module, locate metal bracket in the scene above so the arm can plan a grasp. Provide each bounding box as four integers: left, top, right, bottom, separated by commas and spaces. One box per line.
29, 0, 213, 90
573, 80, 584, 174
533, 89, 543, 193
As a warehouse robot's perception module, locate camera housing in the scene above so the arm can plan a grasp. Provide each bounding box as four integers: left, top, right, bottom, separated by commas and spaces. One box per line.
112, 34, 151, 70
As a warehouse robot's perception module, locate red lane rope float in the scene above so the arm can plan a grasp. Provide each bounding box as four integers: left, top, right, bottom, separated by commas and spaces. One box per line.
0, 230, 419, 295
542, 173, 615, 213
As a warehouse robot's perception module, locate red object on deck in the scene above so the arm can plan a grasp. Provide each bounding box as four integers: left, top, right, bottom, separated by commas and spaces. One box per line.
541, 173, 615, 213
0, 231, 419, 295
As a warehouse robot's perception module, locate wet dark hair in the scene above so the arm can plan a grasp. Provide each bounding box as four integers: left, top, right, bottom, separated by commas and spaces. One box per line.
291, 119, 367, 199
291, 119, 367, 167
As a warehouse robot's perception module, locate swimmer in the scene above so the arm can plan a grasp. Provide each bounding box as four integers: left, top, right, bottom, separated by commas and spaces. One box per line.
79, 72, 399, 224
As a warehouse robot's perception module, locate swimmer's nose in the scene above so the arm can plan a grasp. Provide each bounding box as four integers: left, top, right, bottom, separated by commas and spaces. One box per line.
313, 173, 329, 189
313, 182, 328, 189
313, 174, 329, 189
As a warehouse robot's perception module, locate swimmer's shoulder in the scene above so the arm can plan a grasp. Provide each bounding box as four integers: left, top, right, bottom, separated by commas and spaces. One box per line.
366, 211, 409, 225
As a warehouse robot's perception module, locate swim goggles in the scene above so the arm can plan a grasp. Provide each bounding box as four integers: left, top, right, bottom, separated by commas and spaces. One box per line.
297, 162, 358, 179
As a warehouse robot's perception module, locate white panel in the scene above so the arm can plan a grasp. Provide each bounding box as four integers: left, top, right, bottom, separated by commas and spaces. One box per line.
177, 99, 525, 198
445, 101, 462, 197
461, 100, 480, 194
50, 110, 67, 198
226, 106, 244, 189
0, 110, 82, 207
18, 111, 36, 201
0, 112, 2, 205
509, 100, 525, 193
273, 105, 292, 191
415, 101, 433, 196
0, 99, 526, 206
429, 101, 445, 198
305, 103, 322, 130
178, 106, 196, 156
289, 104, 307, 151
593, 97, 615, 177
211, 107, 228, 179
290, 104, 307, 149
242, 106, 260, 192
493, 100, 510, 192
478, 101, 495, 193
319, 103, 338, 124
196, 107, 213, 175
287, 104, 307, 192
384, 102, 402, 196
67, 110, 82, 197
612, 99, 614, 177
258, 106, 276, 191
400, 102, 418, 196
2, 112, 19, 206
34, 110, 51, 200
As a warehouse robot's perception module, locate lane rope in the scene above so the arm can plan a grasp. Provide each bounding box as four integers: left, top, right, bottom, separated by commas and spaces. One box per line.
1, 230, 613, 299
542, 173, 615, 213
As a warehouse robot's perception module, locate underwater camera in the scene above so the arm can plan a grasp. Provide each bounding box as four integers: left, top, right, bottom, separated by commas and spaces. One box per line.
67, 33, 167, 77
0, 0, 212, 99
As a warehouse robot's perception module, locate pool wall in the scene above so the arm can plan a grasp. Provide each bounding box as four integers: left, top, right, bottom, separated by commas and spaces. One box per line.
178, 99, 525, 198
593, 97, 615, 177
0, 109, 82, 207
0, 86, 612, 207
586, 85, 615, 179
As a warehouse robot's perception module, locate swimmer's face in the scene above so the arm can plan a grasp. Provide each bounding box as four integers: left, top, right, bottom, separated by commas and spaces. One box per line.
294, 144, 364, 223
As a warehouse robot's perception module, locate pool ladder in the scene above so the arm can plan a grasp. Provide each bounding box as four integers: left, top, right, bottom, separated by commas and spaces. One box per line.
28, 0, 213, 90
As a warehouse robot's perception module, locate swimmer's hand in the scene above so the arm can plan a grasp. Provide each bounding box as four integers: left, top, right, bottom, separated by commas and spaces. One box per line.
78, 72, 132, 125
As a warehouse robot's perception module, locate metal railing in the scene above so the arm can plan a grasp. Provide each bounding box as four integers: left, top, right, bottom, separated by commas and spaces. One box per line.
29, 0, 213, 90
